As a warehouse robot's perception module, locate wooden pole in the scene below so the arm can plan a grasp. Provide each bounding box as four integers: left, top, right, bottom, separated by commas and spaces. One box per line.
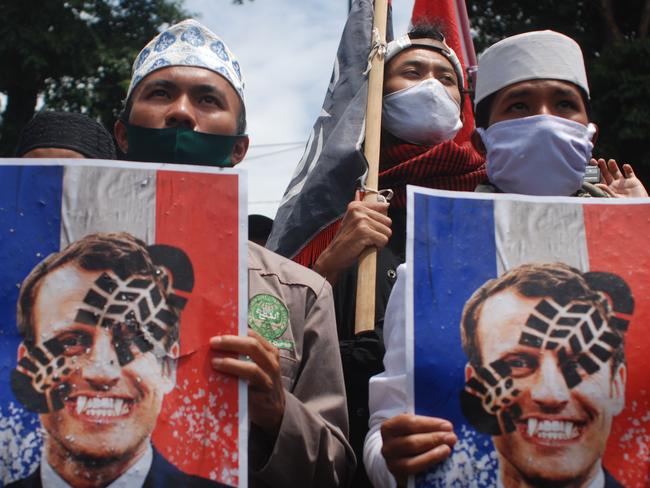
355, 0, 388, 335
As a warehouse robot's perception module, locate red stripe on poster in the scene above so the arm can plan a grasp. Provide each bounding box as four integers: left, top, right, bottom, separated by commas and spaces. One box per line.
152, 171, 241, 485
584, 203, 650, 487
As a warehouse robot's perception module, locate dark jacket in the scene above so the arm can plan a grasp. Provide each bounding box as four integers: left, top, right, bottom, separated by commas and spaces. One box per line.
604, 468, 625, 488
333, 206, 406, 488
6, 448, 229, 488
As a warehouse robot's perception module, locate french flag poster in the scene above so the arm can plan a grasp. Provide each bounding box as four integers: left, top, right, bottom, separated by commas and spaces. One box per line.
407, 187, 649, 488
0, 160, 247, 487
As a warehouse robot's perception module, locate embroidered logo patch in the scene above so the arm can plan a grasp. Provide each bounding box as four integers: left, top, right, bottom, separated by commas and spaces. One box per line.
248, 294, 292, 350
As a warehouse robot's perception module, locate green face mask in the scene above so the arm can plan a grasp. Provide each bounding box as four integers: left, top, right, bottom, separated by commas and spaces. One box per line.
125, 123, 244, 167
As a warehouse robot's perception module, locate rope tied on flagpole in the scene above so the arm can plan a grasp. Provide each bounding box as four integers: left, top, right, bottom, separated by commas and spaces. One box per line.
360, 185, 394, 203
363, 27, 387, 76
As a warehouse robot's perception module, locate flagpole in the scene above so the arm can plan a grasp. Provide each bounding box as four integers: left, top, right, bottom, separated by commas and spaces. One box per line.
355, 0, 388, 335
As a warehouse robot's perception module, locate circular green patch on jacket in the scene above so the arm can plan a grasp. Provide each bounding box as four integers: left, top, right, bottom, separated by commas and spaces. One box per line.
248, 294, 289, 341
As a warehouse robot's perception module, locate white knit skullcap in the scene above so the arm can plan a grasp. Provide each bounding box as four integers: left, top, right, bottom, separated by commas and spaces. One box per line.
474, 30, 589, 107
127, 19, 244, 102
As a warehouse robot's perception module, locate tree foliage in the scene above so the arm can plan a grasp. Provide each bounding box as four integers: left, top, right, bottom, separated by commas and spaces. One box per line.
0, 0, 189, 156
468, 0, 650, 184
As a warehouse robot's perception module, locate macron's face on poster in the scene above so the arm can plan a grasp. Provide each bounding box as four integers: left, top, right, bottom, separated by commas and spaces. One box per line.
23, 263, 175, 462
470, 289, 626, 485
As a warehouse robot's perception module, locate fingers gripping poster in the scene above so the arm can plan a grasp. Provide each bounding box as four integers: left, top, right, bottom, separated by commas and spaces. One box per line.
407, 188, 649, 488
0, 160, 247, 487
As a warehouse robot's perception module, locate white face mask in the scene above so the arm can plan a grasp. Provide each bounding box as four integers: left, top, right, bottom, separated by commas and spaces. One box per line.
477, 115, 597, 196
382, 78, 463, 146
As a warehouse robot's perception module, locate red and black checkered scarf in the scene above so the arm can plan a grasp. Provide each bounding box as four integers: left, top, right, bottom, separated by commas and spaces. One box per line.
378, 137, 486, 207
293, 138, 486, 267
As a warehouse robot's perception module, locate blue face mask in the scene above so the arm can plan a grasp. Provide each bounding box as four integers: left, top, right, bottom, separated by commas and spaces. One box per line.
477, 115, 597, 196
124, 122, 245, 167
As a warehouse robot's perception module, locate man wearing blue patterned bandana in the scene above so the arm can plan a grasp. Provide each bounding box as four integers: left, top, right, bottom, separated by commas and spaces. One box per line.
114, 19, 249, 167
114, 20, 355, 488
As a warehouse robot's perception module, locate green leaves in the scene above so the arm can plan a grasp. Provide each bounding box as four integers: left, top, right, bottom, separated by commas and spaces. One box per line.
589, 38, 650, 170
0, 0, 190, 155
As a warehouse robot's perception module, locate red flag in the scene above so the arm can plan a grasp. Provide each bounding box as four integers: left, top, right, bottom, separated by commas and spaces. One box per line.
412, 0, 476, 143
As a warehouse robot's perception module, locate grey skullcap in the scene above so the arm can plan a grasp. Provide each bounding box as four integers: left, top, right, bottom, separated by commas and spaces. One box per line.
16, 111, 116, 160
474, 30, 589, 107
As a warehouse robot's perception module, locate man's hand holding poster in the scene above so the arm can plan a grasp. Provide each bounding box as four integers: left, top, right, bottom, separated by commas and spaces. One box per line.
406, 188, 649, 487
0, 160, 247, 487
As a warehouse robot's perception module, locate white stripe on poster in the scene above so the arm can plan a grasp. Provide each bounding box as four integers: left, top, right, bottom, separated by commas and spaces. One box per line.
60, 165, 157, 248
494, 199, 589, 275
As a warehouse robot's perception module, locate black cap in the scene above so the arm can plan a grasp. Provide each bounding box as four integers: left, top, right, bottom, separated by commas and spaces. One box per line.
248, 214, 274, 245
16, 111, 116, 159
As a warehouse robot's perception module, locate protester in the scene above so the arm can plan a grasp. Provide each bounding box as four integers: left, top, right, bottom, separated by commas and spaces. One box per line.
15, 111, 116, 160
299, 23, 485, 486
363, 29, 631, 488
312, 23, 485, 285
248, 214, 274, 246
113, 19, 354, 488
470, 30, 649, 199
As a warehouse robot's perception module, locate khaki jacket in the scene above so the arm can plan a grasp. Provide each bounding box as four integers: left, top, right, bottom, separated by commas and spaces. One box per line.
248, 243, 355, 487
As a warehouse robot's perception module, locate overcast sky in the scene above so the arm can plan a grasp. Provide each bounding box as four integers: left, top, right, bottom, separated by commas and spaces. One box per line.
186, 0, 415, 217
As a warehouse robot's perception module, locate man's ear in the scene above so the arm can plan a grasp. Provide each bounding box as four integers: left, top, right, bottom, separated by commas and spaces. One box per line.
471, 129, 486, 156
465, 363, 475, 382
17, 343, 27, 362
591, 122, 599, 146
114, 119, 129, 154
611, 363, 627, 415
169, 342, 180, 361
231, 135, 250, 165
161, 343, 180, 394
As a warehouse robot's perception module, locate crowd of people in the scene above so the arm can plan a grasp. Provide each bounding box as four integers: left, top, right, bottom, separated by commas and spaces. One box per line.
9, 11, 647, 488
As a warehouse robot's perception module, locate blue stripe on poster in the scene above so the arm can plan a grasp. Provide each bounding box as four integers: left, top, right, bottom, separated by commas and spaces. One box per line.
412, 192, 497, 472
0, 165, 63, 483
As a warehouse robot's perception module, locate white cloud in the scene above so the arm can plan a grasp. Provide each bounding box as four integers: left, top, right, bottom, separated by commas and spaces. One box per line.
186, 0, 414, 218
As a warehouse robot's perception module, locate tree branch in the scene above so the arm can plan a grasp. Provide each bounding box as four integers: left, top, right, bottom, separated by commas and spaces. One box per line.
639, 0, 650, 38
598, 0, 624, 42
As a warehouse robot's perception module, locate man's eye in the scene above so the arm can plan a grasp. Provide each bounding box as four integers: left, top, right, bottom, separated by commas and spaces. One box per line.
401, 69, 421, 78
149, 89, 169, 99
562, 355, 588, 376
114, 321, 141, 342
200, 95, 221, 106
438, 74, 456, 86
507, 102, 527, 112
506, 355, 537, 376
59, 333, 92, 356
557, 100, 578, 110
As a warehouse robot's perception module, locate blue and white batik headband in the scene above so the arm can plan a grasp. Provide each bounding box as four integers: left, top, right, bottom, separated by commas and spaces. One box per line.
127, 19, 244, 102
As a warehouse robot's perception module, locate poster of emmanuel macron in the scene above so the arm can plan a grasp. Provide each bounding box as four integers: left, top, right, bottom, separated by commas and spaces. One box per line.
0, 162, 247, 487
407, 189, 650, 488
